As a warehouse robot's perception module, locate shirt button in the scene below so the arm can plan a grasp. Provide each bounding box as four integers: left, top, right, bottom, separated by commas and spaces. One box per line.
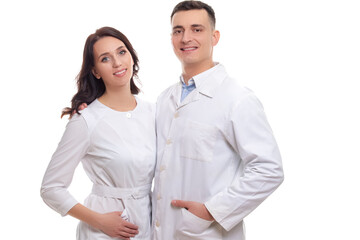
160, 165, 166, 171
157, 194, 161, 200
174, 112, 179, 118
166, 139, 172, 145
126, 113, 131, 118
156, 221, 160, 227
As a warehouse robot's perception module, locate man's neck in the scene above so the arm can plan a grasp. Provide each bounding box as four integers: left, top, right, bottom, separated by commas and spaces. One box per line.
182, 61, 215, 84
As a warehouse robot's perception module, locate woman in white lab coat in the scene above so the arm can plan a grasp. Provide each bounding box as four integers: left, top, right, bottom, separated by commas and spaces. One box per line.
41, 27, 156, 240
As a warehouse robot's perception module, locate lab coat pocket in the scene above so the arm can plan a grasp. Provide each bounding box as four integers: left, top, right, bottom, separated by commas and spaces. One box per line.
175, 208, 222, 240
180, 120, 217, 162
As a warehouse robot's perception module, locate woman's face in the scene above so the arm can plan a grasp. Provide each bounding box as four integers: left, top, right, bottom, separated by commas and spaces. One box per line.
92, 36, 134, 90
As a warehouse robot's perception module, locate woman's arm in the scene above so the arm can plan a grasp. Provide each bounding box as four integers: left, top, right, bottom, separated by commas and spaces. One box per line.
40, 115, 89, 215
41, 114, 139, 239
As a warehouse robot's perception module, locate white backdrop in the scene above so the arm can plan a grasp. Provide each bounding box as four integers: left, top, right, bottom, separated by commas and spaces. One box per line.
1, 0, 359, 239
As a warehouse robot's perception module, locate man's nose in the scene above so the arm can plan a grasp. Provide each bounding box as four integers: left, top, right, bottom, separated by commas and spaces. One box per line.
181, 30, 192, 43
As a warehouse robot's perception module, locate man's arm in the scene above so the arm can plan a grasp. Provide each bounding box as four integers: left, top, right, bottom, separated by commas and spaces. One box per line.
204, 92, 284, 231
172, 92, 283, 230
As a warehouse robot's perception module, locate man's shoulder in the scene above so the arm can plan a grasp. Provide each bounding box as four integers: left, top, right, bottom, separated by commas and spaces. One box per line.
219, 76, 254, 100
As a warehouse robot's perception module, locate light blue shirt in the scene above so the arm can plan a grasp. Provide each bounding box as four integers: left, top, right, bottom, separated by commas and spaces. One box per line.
180, 77, 196, 102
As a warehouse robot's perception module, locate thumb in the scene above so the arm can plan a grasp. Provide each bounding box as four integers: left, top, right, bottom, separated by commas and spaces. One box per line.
171, 200, 188, 208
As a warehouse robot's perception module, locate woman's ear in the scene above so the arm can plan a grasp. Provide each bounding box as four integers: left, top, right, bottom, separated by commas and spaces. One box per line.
92, 68, 101, 79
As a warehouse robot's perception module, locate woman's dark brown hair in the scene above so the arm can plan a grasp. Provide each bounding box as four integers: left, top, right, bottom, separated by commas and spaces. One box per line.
61, 26, 140, 118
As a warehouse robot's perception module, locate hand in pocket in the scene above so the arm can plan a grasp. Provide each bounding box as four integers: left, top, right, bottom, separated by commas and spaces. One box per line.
171, 200, 214, 221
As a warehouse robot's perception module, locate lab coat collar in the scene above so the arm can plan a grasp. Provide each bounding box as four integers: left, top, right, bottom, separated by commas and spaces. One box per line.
192, 63, 227, 98
170, 63, 227, 109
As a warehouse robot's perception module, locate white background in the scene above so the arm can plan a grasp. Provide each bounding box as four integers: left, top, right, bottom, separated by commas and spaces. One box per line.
1, 0, 359, 239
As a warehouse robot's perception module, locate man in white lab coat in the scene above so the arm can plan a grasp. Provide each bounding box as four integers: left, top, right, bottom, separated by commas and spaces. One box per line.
152, 1, 284, 239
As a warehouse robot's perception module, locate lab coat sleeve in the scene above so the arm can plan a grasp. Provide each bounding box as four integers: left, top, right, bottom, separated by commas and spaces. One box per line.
204, 92, 284, 231
40, 114, 90, 216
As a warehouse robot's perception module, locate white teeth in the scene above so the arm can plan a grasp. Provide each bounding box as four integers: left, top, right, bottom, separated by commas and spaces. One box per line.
114, 70, 126, 75
183, 47, 197, 51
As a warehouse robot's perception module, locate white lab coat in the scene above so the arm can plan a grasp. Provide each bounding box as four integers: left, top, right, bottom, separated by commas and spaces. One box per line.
152, 64, 284, 240
41, 98, 156, 240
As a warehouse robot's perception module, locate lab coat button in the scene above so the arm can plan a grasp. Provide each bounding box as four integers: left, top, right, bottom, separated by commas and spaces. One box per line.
157, 194, 161, 200
174, 112, 179, 118
166, 139, 172, 145
156, 221, 160, 227
126, 113, 131, 118
160, 165, 166, 171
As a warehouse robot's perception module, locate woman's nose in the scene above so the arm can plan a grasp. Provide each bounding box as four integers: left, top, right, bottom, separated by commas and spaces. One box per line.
112, 56, 122, 67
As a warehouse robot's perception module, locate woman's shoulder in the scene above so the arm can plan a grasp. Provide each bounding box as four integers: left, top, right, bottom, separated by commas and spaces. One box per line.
136, 96, 156, 113
74, 99, 108, 130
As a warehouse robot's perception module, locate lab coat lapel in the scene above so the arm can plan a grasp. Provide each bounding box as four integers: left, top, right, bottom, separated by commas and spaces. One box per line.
178, 89, 200, 109
170, 83, 182, 109
170, 82, 200, 110
171, 64, 226, 110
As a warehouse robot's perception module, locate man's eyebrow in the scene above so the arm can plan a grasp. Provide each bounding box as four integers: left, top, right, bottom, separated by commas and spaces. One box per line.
98, 46, 125, 59
172, 24, 205, 30
172, 25, 184, 30
191, 24, 204, 28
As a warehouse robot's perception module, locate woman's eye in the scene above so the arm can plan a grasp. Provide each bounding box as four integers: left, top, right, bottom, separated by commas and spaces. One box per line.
101, 57, 109, 62
119, 50, 126, 55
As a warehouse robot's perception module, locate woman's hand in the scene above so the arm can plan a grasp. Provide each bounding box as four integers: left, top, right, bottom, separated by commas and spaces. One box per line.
95, 211, 139, 240
68, 204, 138, 240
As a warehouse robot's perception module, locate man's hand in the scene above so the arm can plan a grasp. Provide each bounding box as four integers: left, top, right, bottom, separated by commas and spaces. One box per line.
78, 103, 88, 111
71, 103, 88, 117
171, 200, 214, 221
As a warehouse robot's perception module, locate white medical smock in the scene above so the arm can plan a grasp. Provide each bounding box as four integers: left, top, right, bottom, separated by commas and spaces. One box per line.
41, 97, 156, 240
153, 64, 284, 240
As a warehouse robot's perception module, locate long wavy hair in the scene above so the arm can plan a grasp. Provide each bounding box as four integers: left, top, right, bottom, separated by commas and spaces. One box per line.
61, 27, 140, 118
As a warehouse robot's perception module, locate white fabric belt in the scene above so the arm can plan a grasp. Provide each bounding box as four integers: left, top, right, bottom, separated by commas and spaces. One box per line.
92, 183, 152, 200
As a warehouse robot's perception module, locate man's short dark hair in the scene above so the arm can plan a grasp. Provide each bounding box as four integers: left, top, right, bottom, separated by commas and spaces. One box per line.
171, 1, 216, 28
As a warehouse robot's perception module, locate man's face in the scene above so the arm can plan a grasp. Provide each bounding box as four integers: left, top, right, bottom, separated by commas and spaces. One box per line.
171, 9, 219, 69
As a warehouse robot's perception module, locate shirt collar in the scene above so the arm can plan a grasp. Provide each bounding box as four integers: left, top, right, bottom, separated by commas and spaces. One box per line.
180, 76, 195, 87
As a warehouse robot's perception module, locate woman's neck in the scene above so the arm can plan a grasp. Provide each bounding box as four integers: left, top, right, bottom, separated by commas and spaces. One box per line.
98, 88, 137, 112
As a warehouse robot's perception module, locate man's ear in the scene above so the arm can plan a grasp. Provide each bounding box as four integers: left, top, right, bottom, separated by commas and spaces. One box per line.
92, 68, 101, 79
212, 30, 220, 46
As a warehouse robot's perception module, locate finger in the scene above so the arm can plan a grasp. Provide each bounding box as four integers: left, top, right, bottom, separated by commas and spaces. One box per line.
118, 229, 137, 239
124, 227, 139, 234
123, 221, 139, 230
171, 199, 188, 209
